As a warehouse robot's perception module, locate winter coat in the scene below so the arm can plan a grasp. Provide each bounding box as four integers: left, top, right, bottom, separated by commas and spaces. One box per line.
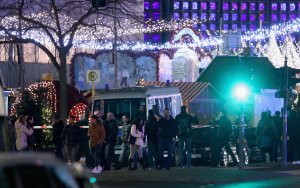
145, 116, 159, 142
175, 112, 199, 137
158, 117, 178, 139
130, 124, 144, 146
52, 120, 64, 146
89, 121, 106, 147
62, 123, 81, 147
15, 121, 33, 151
104, 119, 118, 143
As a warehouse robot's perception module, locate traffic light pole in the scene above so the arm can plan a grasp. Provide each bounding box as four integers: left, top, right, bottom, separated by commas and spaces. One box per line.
238, 103, 245, 170
282, 56, 288, 168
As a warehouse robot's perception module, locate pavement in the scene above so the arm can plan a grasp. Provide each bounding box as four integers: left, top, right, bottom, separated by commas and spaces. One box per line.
95, 163, 300, 188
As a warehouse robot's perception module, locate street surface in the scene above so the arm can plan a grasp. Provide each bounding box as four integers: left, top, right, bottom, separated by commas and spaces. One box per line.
95, 163, 300, 188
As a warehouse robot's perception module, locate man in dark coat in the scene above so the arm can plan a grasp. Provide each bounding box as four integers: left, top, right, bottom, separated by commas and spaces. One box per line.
145, 109, 159, 168
158, 108, 178, 170
211, 109, 237, 167
51, 114, 64, 160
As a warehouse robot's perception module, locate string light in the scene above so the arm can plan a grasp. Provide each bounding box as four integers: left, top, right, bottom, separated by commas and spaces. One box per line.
69, 103, 88, 122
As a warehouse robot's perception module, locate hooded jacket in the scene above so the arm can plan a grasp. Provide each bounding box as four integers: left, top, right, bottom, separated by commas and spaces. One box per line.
15, 121, 33, 151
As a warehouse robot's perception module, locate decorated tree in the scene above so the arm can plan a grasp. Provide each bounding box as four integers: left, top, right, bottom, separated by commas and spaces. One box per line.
11, 80, 87, 151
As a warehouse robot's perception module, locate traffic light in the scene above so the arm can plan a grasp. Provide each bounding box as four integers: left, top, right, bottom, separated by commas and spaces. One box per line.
275, 67, 300, 98
288, 67, 300, 88
92, 0, 107, 8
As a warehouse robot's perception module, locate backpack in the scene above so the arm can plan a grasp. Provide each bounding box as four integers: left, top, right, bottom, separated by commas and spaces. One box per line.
178, 118, 190, 136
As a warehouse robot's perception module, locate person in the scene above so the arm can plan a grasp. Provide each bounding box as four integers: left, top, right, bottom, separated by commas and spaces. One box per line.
8, 116, 17, 151
120, 67, 129, 88
134, 105, 146, 121
128, 116, 146, 170
51, 114, 64, 160
103, 112, 120, 170
211, 109, 238, 167
76, 109, 93, 169
256, 111, 278, 162
15, 115, 33, 151
175, 106, 199, 168
89, 115, 106, 174
62, 115, 81, 163
118, 114, 131, 167
25, 116, 35, 151
157, 108, 178, 170
272, 111, 282, 160
145, 109, 159, 169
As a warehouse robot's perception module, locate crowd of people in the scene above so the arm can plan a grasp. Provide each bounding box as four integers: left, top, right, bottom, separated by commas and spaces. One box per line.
7, 105, 300, 174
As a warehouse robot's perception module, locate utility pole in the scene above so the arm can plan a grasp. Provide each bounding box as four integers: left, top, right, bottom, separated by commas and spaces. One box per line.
17, 0, 24, 90
282, 56, 288, 168
238, 103, 245, 170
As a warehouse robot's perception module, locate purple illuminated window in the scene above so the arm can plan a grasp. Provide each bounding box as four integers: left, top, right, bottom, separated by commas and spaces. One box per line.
192, 13, 198, 19
232, 24, 238, 30
192, 2, 197, 10
193, 24, 198, 29
173, 13, 180, 20
183, 2, 189, 10
250, 3, 256, 11
144, 2, 149, 10
272, 3, 278, 11
260, 14, 265, 21
152, 12, 160, 21
223, 2, 229, 10
272, 14, 277, 21
290, 3, 296, 11
241, 14, 247, 21
223, 24, 229, 31
201, 2, 207, 10
241, 24, 247, 31
210, 24, 216, 31
153, 34, 160, 42
281, 3, 286, 11
174, 2, 180, 10
250, 24, 256, 30
232, 2, 238, 11
250, 14, 256, 21
280, 14, 287, 21
259, 3, 265, 11
232, 13, 238, 21
201, 13, 207, 20
210, 2, 216, 10
153, 2, 160, 10
290, 14, 296, 20
241, 3, 247, 11
210, 13, 216, 21
144, 12, 150, 20
183, 13, 189, 19
223, 13, 229, 21
144, 34, 150, 41
201, 24, 207, 31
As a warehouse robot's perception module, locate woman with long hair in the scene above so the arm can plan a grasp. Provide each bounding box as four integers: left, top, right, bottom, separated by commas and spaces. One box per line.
128, 116, 146, 170
25, 116, 35, 151
15, 115, 33, 151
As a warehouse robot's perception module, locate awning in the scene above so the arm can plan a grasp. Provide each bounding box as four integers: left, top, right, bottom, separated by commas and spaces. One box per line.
144, 82, 210, 103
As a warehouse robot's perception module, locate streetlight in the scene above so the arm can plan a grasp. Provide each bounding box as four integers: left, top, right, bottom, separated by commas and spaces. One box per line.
232, 83, 250, 170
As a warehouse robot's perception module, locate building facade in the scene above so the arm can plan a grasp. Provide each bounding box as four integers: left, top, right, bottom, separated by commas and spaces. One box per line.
144, 0, 300, 42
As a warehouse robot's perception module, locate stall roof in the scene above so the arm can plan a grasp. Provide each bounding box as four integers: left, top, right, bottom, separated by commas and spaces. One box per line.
144, 82, 218, 103
94, 86, 181, 100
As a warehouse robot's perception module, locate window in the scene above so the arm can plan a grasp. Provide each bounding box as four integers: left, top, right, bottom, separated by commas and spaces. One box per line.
174, 13, 180, 20
201, 2, 207, 10
290, 3, 296, 11
152, 12, 160, 21
232, 13, 238, 21
210, 24, 216, 30
174, 2, 180, 10
192, 2, 197, 10
144, 12, 150, 20
183, 2, 189, 10
192, 13, 198, 19
144, 1, 149, 10
232, 24, 238, 31
201, 24, 207, 31
183, 13, 189, 19
281, 3, 286, 11
250, 14, 256, 21
223, 2, 229, 10
210, 2, 217, 10
250, 3, 256, 11
152, 2, 160, 10
272, 3, 278, 11
223, 24, 229, 31
259, 14, 265, 21
259, 3, 265, 11
232, 2, 238, 11
250, 24, 256, 30
241, 24, 247, 31
223, 13, 229, 21
241, 3, 247, 11
241, 14, 247, 21
210, 13, 216, 21
290, 14, 296, 20
272, 14, 277, 21
280, 14, 287, 21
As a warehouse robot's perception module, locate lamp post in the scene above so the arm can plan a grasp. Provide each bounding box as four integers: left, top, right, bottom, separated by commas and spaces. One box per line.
232, 83, 250, 170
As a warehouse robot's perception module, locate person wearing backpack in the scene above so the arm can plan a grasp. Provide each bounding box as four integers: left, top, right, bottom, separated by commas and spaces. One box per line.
175, 106, 199, 169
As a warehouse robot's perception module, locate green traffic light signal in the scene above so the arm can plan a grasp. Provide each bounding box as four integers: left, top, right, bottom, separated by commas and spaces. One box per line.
232, 83, 250, 101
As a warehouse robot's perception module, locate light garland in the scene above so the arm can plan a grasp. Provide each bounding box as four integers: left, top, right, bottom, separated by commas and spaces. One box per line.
69, 103, 88, 122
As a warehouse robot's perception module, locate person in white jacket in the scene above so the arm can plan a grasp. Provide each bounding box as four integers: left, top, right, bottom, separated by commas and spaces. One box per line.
128, 116, 146, 170
15, 115, 33, 151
